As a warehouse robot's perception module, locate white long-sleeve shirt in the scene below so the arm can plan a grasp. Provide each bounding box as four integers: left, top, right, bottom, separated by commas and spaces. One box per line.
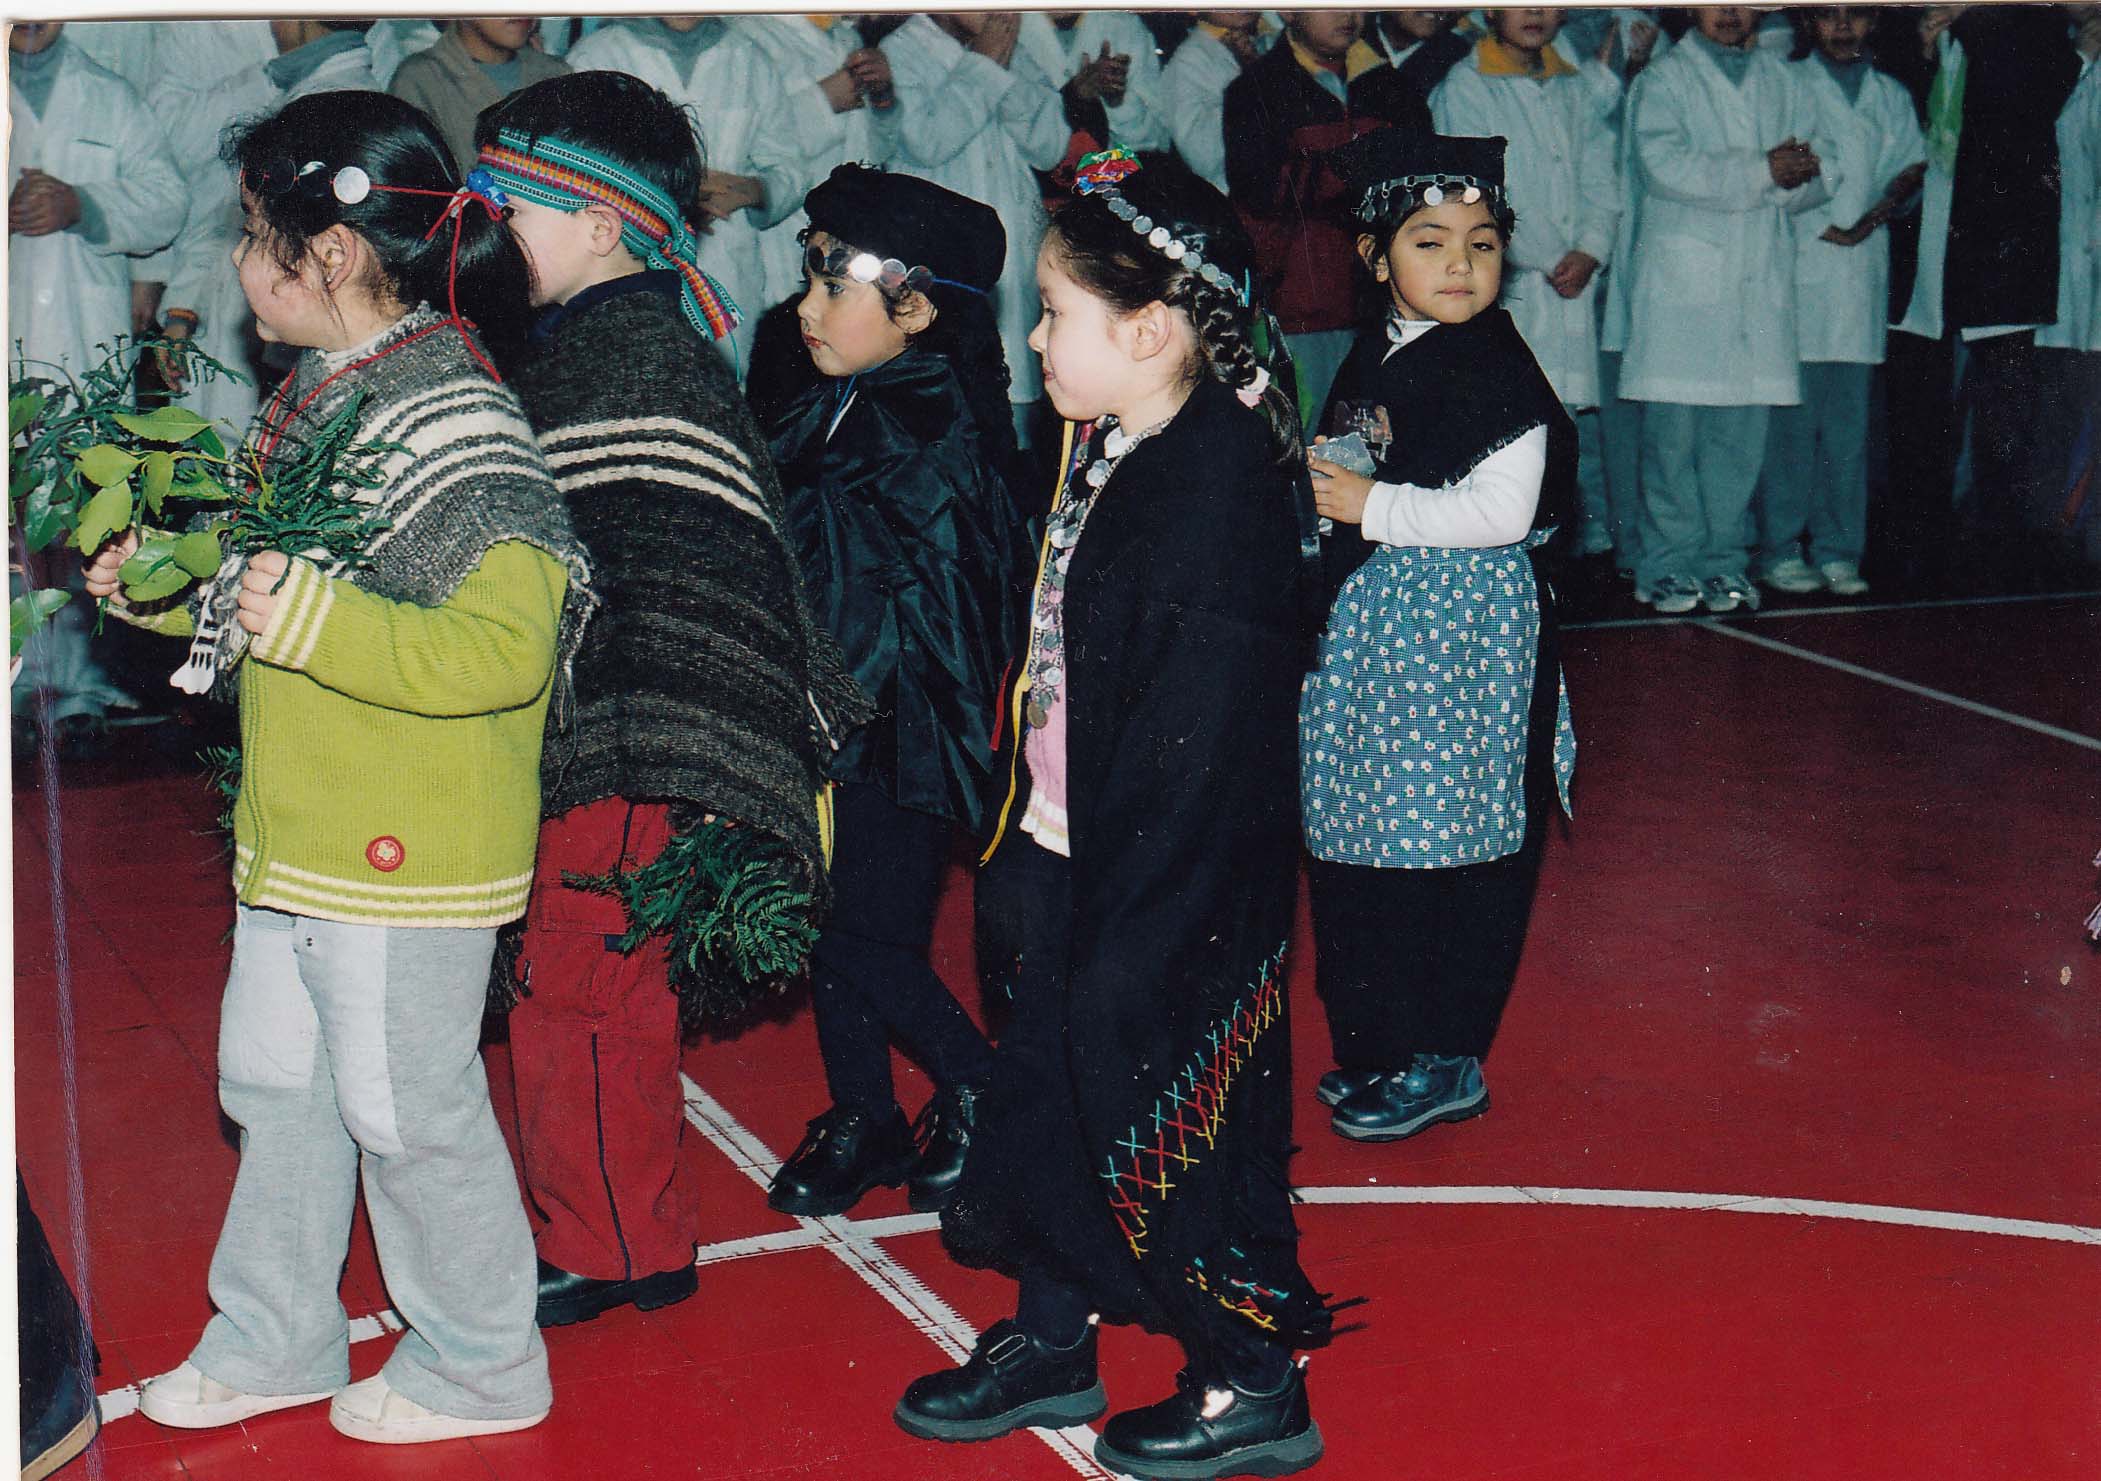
1355, 317, 1549, 548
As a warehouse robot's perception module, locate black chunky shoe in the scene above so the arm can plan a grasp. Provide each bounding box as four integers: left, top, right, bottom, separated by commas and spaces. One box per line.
1094, 1363, 1321, 1480
895, 1319, 1106, 1442
21, 1360, 98, 1481
534, 1256, 698, 1328
1313, 1068, 1386, 1109
766, 1104, 915, 1217
906, 1083, 983, 1212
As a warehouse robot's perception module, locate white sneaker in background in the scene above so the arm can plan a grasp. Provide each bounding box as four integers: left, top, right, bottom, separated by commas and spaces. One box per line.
1760, 557, 1824, 594
1819, 561, 1870, 597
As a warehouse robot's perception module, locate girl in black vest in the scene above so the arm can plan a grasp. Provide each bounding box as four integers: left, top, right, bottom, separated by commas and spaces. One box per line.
896, 152, 1336, 1481
763, 166, 1034, 1220
1299, 130, 1576, 1145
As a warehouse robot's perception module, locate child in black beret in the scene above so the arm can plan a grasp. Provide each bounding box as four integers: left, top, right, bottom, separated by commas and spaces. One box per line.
761, 165, 1036, 1222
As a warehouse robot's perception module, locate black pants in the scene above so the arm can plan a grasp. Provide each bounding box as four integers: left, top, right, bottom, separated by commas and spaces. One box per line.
1307, 833, 1545, 1074
809, 782, 995, 1113
18, 1174, 96, 1453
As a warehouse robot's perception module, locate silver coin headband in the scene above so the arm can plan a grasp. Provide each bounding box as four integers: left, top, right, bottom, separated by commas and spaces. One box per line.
1354, 173, 1504, 223
1074, 150, 1250, 307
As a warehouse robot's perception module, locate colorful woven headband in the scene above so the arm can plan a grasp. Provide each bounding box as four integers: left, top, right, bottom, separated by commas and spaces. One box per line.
1073, 149, 1250, 308
1354, 174, 1505, 223
476, 130, 742, 341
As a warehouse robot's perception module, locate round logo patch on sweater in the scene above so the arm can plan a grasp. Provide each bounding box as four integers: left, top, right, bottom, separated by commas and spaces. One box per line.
365, 836, 405, 873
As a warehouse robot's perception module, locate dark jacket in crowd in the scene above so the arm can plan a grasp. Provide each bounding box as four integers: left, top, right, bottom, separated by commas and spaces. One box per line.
1223, 41, 1430, 336
1887, 4, 2081, 330
767, 347, 1033, 835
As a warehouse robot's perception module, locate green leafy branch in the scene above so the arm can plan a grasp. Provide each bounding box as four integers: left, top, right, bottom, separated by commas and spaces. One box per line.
564, 819, 820, 1032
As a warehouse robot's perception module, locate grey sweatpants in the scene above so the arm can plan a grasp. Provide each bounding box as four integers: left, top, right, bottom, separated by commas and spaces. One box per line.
1635, 402, 1772, 587
189, 906, 550, 1421
1758, 360, 1870, 571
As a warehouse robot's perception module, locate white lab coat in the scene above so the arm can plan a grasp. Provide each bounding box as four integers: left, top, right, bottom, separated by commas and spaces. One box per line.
132, 22, 277, 292
1433, 54, 1621, 406
1017, 11, 1170, 154
8, 46, 185, 383
1161, 25, 1259, 194
1598, 12, 1672, 355
567, 23, 804, 378
1618, 39, 1836, 406
159, 41, 381, 438
1788, 61, 1925, 365
883, 15, 1068, 406
731, 15, 899, 310
2040, 59, 2101, 353
66, 21, 156, 95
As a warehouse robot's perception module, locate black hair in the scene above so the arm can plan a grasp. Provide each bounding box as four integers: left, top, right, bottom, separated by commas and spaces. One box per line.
1786, 6, 1877, 63
223, 90, 531, 366
475, 70, 706, 228
1043, 156, 1302, 467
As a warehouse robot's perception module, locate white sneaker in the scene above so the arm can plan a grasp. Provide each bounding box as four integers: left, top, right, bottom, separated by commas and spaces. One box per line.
328, 1374, 549, 1445
1637, 574, 1703, 614
136, 1362, 335, 1430
1760, 557, 1824, 594
1701, 574, 1761, 613
1819, 561, 1869, 597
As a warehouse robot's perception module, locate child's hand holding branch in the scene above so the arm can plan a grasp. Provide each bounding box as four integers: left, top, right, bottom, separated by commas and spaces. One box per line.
235, 550, 290, 635
1308, 441, 1374, 526
83, 531, 140, 601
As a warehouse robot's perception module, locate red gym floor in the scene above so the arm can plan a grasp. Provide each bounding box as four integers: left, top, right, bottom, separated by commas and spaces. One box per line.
15, 593, 2101, 1481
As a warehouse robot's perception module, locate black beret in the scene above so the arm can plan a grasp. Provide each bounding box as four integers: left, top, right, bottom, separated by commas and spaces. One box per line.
803, 164, 1006, 294
1330, 129, 1508, 223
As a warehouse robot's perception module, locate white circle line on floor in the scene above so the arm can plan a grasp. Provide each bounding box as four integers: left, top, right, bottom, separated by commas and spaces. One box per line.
1563, 586, 2101, 632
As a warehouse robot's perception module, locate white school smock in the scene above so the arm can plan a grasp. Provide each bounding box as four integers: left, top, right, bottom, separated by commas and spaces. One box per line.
1788, 60, 1925, 366
1160, 24, 1254, 193
2040, 58, 2101, 354
1597, 13, 1670, 356
883, 14, 1068, 406
1017, 11, 1171, 154
566, 23, 804, 379
158, 41, 380, 440
732, 15, 901, 312
1617, 38, 1837, 407
131, 21, 277, 294
8, 46, 185, 384
1432, 50, 1621, 407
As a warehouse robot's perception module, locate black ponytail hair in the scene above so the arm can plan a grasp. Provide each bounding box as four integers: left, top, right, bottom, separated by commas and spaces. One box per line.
223, 90, 533, 368
1043, 156, 1303, 468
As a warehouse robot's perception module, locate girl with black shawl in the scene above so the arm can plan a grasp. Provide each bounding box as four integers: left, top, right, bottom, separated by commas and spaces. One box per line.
895, 152, 1337, 1481
1300, 130, 1577, 1145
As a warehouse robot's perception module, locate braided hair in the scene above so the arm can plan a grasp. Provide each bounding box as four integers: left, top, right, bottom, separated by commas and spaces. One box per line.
1043, 157, 1302, 468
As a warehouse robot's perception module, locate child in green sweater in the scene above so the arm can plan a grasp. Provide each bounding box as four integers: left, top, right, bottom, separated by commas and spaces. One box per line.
84, 93, 593, 1447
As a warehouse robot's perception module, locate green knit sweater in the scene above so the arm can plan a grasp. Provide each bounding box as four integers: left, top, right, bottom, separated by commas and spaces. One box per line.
119, 310, 592, 927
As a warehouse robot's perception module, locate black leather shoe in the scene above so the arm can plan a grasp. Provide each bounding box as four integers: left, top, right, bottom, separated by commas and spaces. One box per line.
1313, 1068, 1386, 1108
535, 1256, 698, 1328
1094, 1363, 1321, 1480
22, 1360, 98, 1481
766, 1103, 915, 1217
906, 1083, 983, 1212
895, 1319, 1105, 1442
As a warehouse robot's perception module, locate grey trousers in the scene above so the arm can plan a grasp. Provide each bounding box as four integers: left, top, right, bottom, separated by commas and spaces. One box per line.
1597, 349, 1646, 571
1758, 361, 1870, 571
1635, 402, 1772, 586
190, 906, 550, 1421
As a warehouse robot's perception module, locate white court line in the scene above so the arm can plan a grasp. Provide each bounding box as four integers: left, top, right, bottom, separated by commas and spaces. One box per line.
678, 1076, 1112, 1477
1696, 619, 2101, 753
93, 1170, 2098, 1430
1563, 586, 2101, 633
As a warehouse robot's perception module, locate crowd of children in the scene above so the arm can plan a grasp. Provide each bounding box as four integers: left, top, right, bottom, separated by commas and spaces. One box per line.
12, 8, 2101, 1479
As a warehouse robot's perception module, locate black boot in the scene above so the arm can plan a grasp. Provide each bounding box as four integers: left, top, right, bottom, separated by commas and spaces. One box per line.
895, 1319, 1105, 1442
766, 1104, 915, 1217
1094, 1363, 1321, 1480
906, 1083, 982, 1213
1313, 1068, 1386, 1109
534, 1255, 699, 1328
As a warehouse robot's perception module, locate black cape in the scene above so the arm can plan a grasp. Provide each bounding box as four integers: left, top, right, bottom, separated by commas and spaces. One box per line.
769, 348, 1034, 834
945, 378, 1337, 1356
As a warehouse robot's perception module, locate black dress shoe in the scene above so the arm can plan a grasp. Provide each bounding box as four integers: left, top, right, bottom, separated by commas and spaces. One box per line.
766, 1103, 915, 1217
1094, 1363, 1321, 1480
21, 1360, 98, 1481
535, 1256, 698, 1328
1313, 1068, 1386, 1109
895, 1319, 1105, 1442
906, 1082, 983, 1212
